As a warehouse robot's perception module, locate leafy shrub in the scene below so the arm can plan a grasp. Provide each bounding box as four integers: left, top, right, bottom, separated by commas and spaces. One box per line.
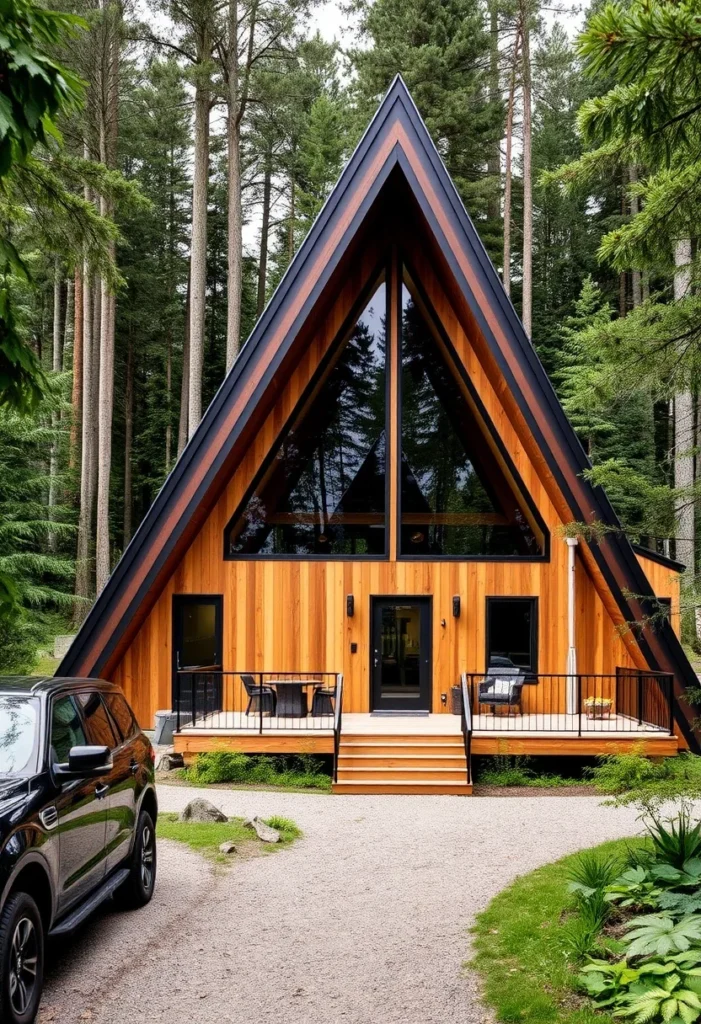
647, 812, 701, 869
477, 754, 579, 788
568, 849, 621, 895
658, 890, 701, 917
562, 916, 603, 960
622, 914, 701, 957
604, 865, 664, 909
185, 751, 332, 791
579, 951, 701, 1018
587, 751, 701, 809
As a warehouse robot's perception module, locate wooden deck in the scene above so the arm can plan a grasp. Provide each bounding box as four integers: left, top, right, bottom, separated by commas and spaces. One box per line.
173, 711, 679, 760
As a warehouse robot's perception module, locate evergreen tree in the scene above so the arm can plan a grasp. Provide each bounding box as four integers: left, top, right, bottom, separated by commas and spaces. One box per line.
350, 0, 503, 260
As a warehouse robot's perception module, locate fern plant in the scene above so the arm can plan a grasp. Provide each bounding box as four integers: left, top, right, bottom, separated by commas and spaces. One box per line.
615, 971, 701, 1023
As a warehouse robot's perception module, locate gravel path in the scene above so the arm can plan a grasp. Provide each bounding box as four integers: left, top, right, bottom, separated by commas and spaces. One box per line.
40, 787, 643, 1024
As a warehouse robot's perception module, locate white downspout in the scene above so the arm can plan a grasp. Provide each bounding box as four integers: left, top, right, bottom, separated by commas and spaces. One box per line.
566, 537, 578, 714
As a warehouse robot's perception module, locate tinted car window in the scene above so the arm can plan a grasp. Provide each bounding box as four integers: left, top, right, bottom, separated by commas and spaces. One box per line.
103, 692, 136, 742
0, 696, 40, 775
51, 696, 88, 763
78, 692, 118, 749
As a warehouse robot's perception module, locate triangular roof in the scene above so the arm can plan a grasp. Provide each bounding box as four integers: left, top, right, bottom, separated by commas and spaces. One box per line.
59, 76, 698, 749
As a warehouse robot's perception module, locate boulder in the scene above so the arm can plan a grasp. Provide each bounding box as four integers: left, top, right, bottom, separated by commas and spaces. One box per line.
219, 840, 237, 854
243, 815, 280, 843
179, 798, 228, 823
155, 750, 184, 772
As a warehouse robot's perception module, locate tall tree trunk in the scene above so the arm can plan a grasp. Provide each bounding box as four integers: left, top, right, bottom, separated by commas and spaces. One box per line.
89, 274, 100, 512
520, 2, 533, 338
48, 260, 62, 550
226, 0, 242, 369
256, 145, 273, 317
123, 335, 134, 546
502, 28, 520, 296
188, 27, 211, 439
288, 173, 295, 264
674, 237, 694, 574
178, 277, 191, 456
63, 278, 73, 372
165, 329, 172, 471
74, 259, 94, 622
629, 166, 643, 308
95, 1, 120, 593
487, 0, 501, 225
70, 265, 83, 470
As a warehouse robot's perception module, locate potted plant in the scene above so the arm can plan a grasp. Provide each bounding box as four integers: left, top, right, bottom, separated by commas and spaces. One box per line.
583, 696, 613, 719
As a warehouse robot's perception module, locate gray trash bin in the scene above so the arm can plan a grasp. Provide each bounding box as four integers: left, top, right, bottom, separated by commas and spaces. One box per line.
154, 710, 178, 746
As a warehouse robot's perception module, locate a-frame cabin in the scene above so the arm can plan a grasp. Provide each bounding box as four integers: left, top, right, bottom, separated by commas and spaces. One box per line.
60, 78, 697, 794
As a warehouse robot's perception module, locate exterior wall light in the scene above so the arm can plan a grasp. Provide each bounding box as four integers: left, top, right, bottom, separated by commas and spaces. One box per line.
452, 595, 461, 618
346, 594, 354, 617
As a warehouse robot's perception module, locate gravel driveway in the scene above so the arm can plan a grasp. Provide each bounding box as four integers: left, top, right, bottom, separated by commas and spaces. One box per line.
40, 787, 642, 1024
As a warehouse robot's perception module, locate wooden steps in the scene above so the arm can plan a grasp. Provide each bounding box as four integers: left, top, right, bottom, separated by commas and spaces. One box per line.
333, 731, 472, 795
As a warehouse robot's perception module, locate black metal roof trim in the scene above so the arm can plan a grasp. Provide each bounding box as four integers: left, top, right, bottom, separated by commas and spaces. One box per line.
632, 543, 686, 573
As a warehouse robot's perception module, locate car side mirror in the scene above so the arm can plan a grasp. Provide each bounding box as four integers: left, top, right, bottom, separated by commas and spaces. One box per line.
54, 745, 112, 779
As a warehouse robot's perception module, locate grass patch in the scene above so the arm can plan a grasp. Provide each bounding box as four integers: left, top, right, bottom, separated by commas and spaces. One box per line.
476, 755, 583, 789
157, 812, 302, 862
471, 837, 646, 1024
31, 653, 60, 676
183, 751, 332, 792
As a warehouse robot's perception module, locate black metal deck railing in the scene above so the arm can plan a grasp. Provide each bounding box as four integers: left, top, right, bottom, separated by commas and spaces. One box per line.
460, 668, 674, 735
174, 670, 342, 735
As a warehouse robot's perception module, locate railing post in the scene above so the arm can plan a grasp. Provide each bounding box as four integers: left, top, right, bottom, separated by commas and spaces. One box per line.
176, 672, 180, 733
191, 672, 196, 729
577, 675, 582, 737
637, 671, 644, 726
668, 676, 675, 736
259, 673, 263, 735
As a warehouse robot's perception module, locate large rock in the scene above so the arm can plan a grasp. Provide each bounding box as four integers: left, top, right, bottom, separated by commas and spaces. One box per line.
244, 816, 280, 843
179, 798, 228, 823
219, 840, 237, 855
155, 750, 184, 772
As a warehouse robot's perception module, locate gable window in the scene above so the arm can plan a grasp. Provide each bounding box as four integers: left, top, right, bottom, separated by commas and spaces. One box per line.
399, 281, 544, 557
226, 282, 388, 556
486, 597, 538, 672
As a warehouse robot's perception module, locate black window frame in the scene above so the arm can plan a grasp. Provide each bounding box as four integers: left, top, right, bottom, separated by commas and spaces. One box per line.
223, 265, 391, 561
397, 262, 549, 563
485, 596, 539, 674
48, 693, 90, 766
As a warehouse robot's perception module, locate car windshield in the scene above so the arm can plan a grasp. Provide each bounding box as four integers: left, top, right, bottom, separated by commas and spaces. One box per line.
0, 696, 40, 776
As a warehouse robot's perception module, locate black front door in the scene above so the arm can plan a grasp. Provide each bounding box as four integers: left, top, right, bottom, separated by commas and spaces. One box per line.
172, 596, 223, 720
371, 598, 431, 711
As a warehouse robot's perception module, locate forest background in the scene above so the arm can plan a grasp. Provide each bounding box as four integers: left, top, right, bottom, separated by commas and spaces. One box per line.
2, 0, 700, 673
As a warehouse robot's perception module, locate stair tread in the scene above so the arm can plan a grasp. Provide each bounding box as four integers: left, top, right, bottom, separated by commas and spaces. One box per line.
339, 766, 467, 774
333, 780, 472, 789
339, 754, 466, 761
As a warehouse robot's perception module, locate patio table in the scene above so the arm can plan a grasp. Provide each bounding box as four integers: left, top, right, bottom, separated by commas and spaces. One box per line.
269, 679, 324, 718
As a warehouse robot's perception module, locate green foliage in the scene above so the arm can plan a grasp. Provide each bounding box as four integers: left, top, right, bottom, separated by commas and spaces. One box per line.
646, 814, 701, 870
184, 751, 332, 791
623, 914, 701, 958
0, 0, 86, 413
568, 849, 622, 896
471, 837, 643, 1024
604, 865, 665, 909
477, 754, 580, 788
587, 752, 701, 810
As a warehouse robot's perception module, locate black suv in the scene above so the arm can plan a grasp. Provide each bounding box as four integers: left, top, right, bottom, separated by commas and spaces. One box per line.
0, 676, 157, 1024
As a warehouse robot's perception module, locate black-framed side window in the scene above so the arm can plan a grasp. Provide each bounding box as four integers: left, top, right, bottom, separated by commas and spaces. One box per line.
225, 279, 388, 557
485, 597, 538, 672
399, 275, 544, 558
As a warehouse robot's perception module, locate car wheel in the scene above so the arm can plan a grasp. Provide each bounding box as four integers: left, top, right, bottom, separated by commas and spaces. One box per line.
115, 810, 156, 909
0, 892, 44, 1024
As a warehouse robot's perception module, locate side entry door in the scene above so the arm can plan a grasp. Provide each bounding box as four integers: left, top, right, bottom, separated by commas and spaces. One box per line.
51, 695, 108, 913
172, 595, 223, 724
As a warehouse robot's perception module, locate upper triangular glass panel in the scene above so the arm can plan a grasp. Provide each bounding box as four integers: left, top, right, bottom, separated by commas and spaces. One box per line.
226, 283, 387, 555
399, 282, 543, 557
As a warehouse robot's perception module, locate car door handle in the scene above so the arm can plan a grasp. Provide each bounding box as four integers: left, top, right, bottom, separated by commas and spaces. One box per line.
130, 760, 138, 775
95, 783, 109, 800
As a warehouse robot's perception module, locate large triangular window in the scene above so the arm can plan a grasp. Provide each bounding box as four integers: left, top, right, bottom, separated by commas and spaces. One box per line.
399, 281, 544, 557
225, 282, 388, 556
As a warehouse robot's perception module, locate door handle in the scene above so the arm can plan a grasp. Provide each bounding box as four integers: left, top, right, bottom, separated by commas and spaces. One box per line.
130, 760, 138, 775
95, 783, 109, 800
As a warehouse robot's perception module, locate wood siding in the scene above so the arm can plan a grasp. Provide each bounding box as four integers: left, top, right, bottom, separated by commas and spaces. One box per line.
110, 253, 670, 729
